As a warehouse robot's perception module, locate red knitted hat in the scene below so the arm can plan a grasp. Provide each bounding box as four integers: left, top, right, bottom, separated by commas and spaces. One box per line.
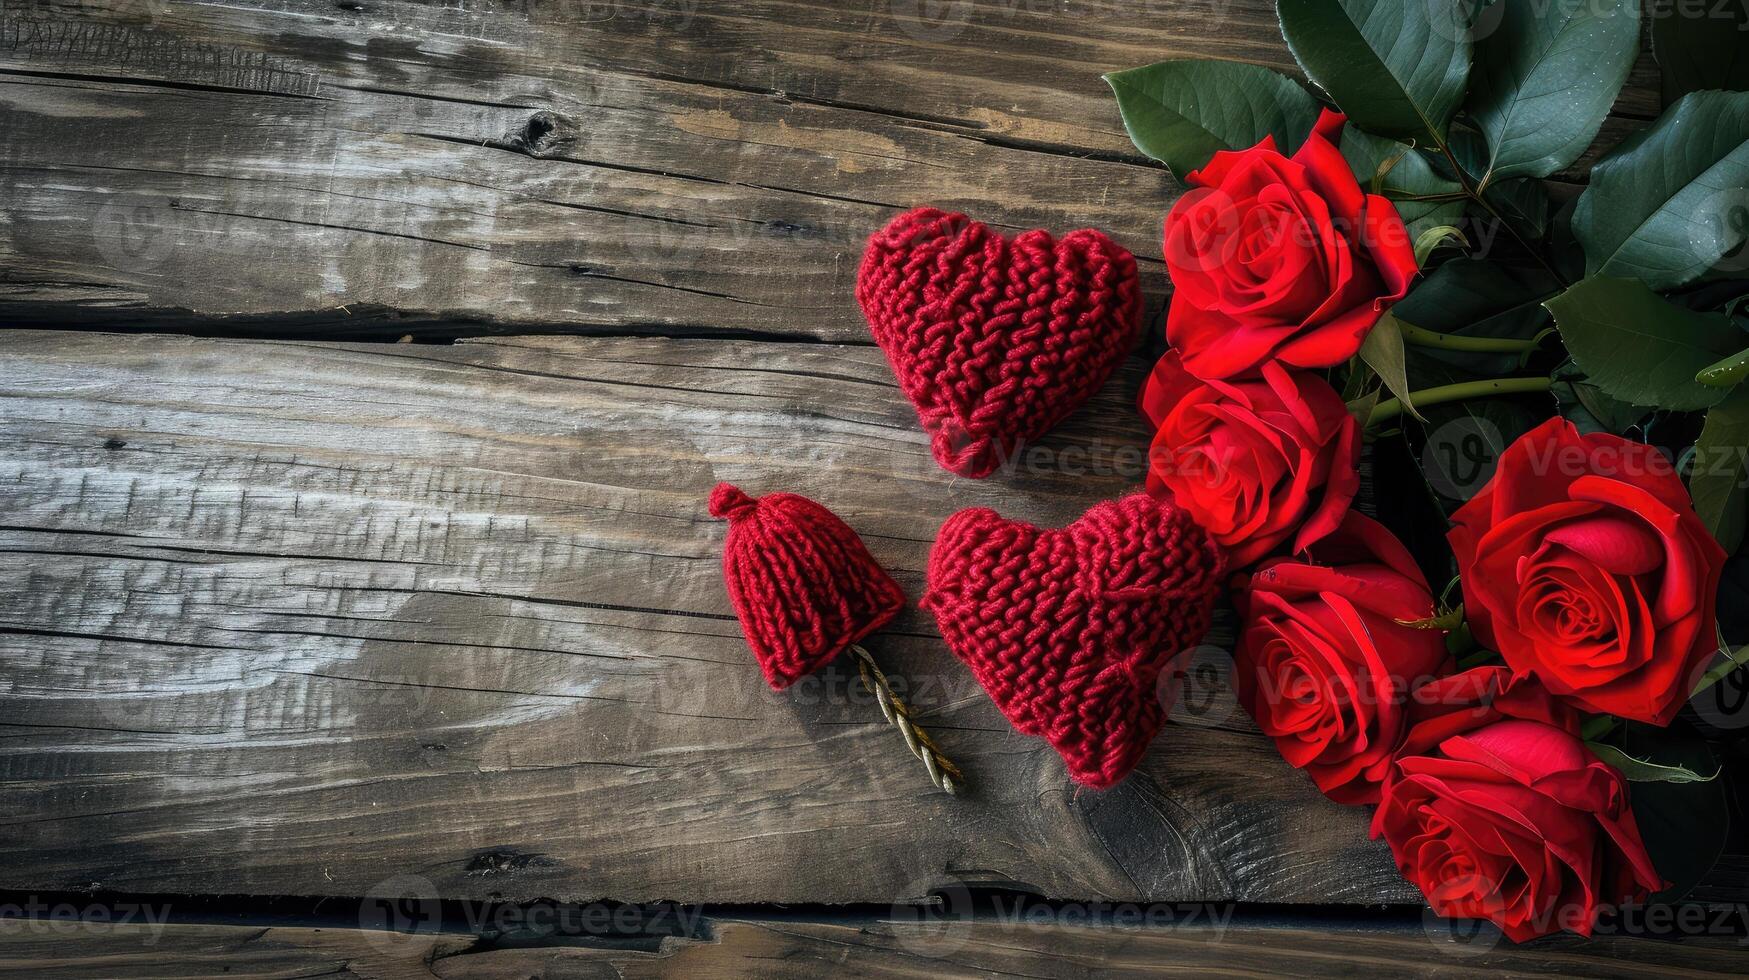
856, 207, 1141, 479
709, 483, 906, 690
923, 493, 1224, 788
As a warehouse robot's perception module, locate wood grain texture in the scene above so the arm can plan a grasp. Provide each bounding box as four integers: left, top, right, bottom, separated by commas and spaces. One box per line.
0, 0, 1659, 339
0, 328, 1417, 905
2, 914, 1745, 979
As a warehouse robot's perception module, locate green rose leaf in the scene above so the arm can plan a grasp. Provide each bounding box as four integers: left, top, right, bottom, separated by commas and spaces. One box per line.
1590, 741, 1717, 783
1103, 60, 1323, 183
1572, 90, 1749, 289
1480, 177, 1551, 242
1276, 0, 1471, 146
1339, 128, 1464, 241
1691, 386, 1749, 554
1551, 360, 1648, 437
1467, 0, 1641, 183
1545, 276, 1744, 411
1650, 0, 1749, 105
1357, 312, 1425, 422
1621, 723, 1728, 901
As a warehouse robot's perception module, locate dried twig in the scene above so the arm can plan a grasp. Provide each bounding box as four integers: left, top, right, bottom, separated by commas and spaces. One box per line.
849, 643, 962, 794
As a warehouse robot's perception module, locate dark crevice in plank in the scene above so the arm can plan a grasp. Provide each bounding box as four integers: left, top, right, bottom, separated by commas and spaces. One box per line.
411, 132, 914, 212
644, 67, 1162, 170
327, 81, 543, 112
0, 626, 236, 651
0, 65, 325, 100
330, 584, 739, 625
409, 132, 732, 184
0, 302, 873, 344
205, 625, 639, 664
513, 262, 761, 306
0, 886, 1445, 936
609, 63, 993, 132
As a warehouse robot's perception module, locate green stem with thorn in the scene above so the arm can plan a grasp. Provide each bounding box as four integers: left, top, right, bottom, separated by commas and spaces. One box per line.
1396, 319, 1542, 354
1367, 377, 1554, 428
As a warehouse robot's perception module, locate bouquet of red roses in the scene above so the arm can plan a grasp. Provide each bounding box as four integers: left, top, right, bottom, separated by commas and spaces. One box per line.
1106, 0, 1748, 942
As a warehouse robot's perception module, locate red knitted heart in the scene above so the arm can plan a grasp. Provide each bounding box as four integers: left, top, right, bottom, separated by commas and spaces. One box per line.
922, 493, 1224, 788
857, 208, 1142, 478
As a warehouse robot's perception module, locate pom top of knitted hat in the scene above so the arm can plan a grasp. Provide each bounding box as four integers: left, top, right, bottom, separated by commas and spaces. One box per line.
709, 483, 906, 690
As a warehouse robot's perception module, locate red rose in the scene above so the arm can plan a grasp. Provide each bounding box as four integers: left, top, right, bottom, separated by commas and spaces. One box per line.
1163, 109, 1418, 380
1374, 666, 1663, 942
1234, 512, 1451, 804
1449, 418, 1727, 726
1140, 349, 1359, 567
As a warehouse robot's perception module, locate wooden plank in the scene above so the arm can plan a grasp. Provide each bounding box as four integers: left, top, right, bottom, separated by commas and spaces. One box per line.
0, 328, 1418, 904
1, 914, 1745, 979
0, 1, 1659, 339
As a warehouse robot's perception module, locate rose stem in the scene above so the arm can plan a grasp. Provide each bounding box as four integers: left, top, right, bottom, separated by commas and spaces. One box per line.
849, 643, 962, 794
1395, 318, 1542, 354
1367, 377, 1555, 428
1433, 141, 1569, 286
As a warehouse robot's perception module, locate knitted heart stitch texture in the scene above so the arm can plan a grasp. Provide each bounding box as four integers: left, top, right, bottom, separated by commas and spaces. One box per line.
709, 483, 906, 690
856, 207, 1142, 479
922, 492, 1225, 788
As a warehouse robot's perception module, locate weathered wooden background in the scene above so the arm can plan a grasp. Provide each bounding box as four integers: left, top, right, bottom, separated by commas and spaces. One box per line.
0, 0, 1742, 973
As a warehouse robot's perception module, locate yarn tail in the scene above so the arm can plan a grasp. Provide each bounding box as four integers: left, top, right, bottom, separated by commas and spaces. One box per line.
849, 644, 963, 794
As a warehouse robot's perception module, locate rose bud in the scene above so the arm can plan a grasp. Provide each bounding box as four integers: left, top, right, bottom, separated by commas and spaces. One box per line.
1139, 349, 1359, 568
1449, 417, 1727, 726
1374, 666, 1663, 942
1233, 512, 1451, 804
1162, 108, 1419, 380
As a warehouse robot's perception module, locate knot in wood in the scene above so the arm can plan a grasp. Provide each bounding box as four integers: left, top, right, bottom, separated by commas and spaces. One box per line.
507, 110, 576, 158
